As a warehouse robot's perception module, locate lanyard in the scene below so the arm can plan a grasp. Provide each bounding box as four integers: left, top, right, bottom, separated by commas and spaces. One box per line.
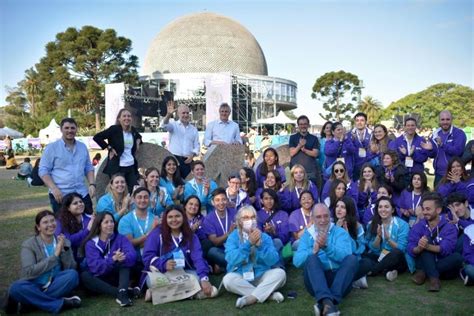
172, 234, 182, 248
356, 128, 367, 145
43, 238, 57, 258
215, 210, 228, 234
191, 179, 204, 199
133, 211, 150, 237
301, 209, 310, 227
227, 189, 241, 206
412, 192, 421, 211
381, 217, 394, 243
404, 134, 414, 156
295, 186, 303, 199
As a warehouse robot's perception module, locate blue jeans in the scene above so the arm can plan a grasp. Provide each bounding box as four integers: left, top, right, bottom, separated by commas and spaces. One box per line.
9, 269, 79, 314
303, 254, 358, 304
415, 251, 463, 279
207, 247, 227, 270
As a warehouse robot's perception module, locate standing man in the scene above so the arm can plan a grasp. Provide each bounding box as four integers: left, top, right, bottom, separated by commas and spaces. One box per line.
204, 103, 242, 147
350, 112, 372, 181
162, 101, 200, 178
39, 118, 95, 214
289, 115, 321, 192
389, 117, 428, 176
421, 110, 466, 187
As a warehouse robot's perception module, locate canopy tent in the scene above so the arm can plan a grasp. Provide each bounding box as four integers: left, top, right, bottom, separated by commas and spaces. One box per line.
0, 126, 24, 138
256, 111, 296, 125
39, 118, 62, 143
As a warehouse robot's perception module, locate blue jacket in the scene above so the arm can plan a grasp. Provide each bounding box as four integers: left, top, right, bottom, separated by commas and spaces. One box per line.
366, 216, 409, 255
225, 230, 279, 279
293, 223, 352, 270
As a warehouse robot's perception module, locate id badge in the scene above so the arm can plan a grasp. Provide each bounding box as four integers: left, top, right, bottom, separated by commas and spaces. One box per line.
243, 265, 255, 282
405, 157, 414, 168
336, 157, 345, 164
378, 248, 390, 262
173, 249, 185, 269
358, 148, 366, 158
408, 216, 417, 228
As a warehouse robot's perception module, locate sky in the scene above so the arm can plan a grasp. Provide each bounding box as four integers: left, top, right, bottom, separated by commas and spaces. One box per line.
0, 0, 472, 118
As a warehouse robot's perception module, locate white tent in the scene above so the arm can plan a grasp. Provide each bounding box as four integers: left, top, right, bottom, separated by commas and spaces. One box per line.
39, 119, 62, 143
0, 126, 24, 138
256, 111, 296, 124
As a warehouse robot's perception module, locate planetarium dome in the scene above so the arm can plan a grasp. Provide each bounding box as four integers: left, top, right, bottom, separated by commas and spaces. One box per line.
142, 12, 268, 76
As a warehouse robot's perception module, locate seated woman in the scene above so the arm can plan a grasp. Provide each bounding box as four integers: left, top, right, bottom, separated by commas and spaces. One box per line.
255, 170, 290, 211
289, 190, 315, 250
322, 161, 358, 204
28, 158, 45, 186
142, 205, 218, 301
257, 189, 290, 255
226, 173, 250, 212
55, 192, 95, 264
240, 167, 258, 206
223, 205, 286, 309
399, 172, 430, 226
324, 121, 356, 180
144, 167, 173, 217
17, 157, 33, 180
437, 157, 471, 198
184, 161, 218, 214
184, 195, 207, 242
6, 151, 18, 169
285, 164, 319, 212
97, 173, 131, 222
202, 188, 237, 272
380, 149, 409, 205
8, 210, 81, 314
81, 212, 137, 307
356, 163, 379, 213
367, 124, 391, 169
325, 179, 352, 218
359, 196, 409, 282
255, 147, 286, 188
159, 156, 185, 203
362, 184, 394, 227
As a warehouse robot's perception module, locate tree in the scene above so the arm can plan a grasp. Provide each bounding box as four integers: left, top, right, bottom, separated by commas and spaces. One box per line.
4, 25, 139, 133
381, 83, 474, 128
311, 70, 362, 122
358, 96, 383, 125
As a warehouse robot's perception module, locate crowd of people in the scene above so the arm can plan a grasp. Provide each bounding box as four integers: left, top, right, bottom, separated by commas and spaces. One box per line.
3, 104, 474, 315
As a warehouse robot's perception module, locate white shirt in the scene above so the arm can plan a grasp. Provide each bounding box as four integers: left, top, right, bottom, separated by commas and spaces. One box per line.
120, 131, 134, 167
164, 119, 200, 157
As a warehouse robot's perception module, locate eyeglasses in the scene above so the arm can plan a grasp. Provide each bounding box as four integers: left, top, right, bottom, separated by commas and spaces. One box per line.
334, 169, 345, 173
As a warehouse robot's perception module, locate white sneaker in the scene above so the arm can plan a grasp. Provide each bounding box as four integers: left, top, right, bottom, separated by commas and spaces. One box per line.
386, 270, 398, 282
269, 291, 284, 303
314, 303, 321, 316
195, 286, 218, 299
236, 296, 247, 309
352, 276, 368, 289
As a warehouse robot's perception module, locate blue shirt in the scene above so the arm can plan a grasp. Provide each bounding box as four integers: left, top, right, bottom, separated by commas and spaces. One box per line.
34, 241, 60, 286
118, 210, 156, 259
204, 119, 242, 146
39, 138, 94, 197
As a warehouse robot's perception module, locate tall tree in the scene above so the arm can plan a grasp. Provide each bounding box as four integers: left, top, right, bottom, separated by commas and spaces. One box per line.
358, 96, 383, 125
381, 83, 474, 128
311, 70, 362, 122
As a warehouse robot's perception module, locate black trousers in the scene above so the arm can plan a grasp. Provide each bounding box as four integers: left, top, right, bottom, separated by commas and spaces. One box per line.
81, 266, 130, 297
117, 165, 138, 194
356, 248, 407, 279
174, 155, 192, 179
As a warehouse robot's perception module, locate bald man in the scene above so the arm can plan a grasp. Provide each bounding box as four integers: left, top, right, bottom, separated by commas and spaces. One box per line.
421, 110, 466, 187
163, 101, 200, 178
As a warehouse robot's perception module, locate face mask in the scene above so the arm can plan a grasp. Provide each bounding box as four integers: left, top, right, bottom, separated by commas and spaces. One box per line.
242, 219, 257, 232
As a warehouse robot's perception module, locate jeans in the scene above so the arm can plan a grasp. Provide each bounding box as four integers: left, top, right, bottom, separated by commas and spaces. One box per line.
303, 254, 358, 304
207, 247, 227, 270
49, 193, 93, 215
81, 266, 131, 297
9, 269, 79, 314
415, 251, 463, 279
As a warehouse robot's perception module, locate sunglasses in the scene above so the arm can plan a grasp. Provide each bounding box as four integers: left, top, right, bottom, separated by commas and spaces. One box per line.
334, 169, 345, 174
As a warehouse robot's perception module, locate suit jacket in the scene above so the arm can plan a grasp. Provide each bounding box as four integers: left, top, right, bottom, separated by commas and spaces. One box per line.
93, 124, 142, 175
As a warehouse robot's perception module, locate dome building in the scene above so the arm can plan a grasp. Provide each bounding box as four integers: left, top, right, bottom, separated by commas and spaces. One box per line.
134, 12, 297, 130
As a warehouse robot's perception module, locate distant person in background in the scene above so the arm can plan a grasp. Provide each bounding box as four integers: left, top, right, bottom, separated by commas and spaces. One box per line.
39, 118, 95, 214
16, 157, 33, 180
4, 135, 12, 151
28, 158, 45, 186
462, 139, 474, 178
204, 103, 242, 147
0, 152, 6, 166
6, 151, 18, 169
92, 153, 102, 167
93, 108, 143, 193
318, 121, 333, 172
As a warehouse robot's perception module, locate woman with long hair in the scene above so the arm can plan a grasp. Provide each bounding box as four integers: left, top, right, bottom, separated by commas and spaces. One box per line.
7, 210, 81, 313
324, 122, 356, 179
318, 121, 333, 171
56, 192, 95, 263
289, 190, 315, 249
326, 179, 349, 217
362, 184, 394, 227
144, 167, 173, 217
93, 108, 142, 193
97, 173, 131, 222
184, 195, 206, 241
240, 167, 258, 205
81, 212, 137, 307
368, 124, 391, 167
159, 156, 185, 203
285, 164, 319, 212
255, 147, 286, 188
399, 172, 430, 226
321, 161, 358, 204
381, 149, 409, 205
357, 163, 380, 211
142, 205, 218, 301
255, 169, 290, 211
437, 157, 471, 198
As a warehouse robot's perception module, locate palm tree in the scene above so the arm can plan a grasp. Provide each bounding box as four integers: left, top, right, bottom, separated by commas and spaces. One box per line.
21, 68, 40, 116
358, 96, 382, 125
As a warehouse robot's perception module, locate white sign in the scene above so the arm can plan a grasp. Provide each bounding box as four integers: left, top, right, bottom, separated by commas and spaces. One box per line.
205, 72, 232, 124
105, 82, 125, 128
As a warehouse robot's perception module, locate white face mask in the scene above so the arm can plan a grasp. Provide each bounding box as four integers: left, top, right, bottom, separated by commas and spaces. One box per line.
242, 219, 257, 232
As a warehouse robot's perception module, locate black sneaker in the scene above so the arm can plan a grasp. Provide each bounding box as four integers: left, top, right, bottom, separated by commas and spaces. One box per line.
2, 293, 19, 314
128, 287, 141, 299
62, 296, 81, 310
116, 289, 132, 307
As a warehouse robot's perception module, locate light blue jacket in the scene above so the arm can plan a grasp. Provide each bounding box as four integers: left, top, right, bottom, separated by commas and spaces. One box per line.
225, 230, 279, 279
351, 224, 366, 258
366, 216, 409, 255
293, 223, 352, 270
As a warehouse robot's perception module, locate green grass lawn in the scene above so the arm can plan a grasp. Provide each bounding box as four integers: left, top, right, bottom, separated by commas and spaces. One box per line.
0, 179, 473, 315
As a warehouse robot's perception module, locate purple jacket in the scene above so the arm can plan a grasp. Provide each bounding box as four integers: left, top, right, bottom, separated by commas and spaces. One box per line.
398, 189, 422, 218
285, 181, 320, 213
463, 225, 474, 265
188, 214, 206, 240
437, 180, 468, 198
348, 128, 372, 170
427, 126, 466, 177
362, 204, 376, 227
55, 213, 92, 260
468, 180, 474, 205
255, 164, 287, 188
322, 179, 359, 204
388, 134, 428, 174
255, 187, 291, 212
142, 228, 209, 280
356, 182, 377, 209
325, 137, 356, 179
408, 216, 457, 259
257, 209, 290, 244
85, 233, 137, 276
226, 189, 251, 214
